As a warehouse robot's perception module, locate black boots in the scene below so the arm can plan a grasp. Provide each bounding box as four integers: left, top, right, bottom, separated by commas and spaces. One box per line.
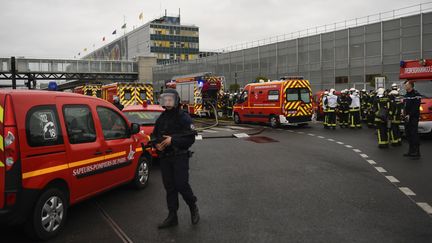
158, 206, 200, 229
190, 204, 200, 225
158, 212, 178, 229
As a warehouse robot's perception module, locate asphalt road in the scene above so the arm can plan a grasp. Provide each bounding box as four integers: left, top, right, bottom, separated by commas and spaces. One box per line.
2, 121, 432, 242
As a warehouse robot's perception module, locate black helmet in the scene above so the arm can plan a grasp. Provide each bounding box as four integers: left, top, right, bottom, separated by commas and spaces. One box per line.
159, 89, 180, 108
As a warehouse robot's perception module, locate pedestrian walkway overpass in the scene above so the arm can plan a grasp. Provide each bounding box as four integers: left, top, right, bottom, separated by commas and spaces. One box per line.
0, 57, 138, 89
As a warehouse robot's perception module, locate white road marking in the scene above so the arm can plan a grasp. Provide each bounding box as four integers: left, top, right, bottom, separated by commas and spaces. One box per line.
202, 129, 218, 133
385, 176, 400, 183
345, 145, 353, 148
297, 131, 305, 134
226, 126, 250, 130
399, 187, 416, 196
233, 133, 250, 138
336, 141, 344, 145
417, 202, 432, 214
327, 138, 335, 142
353, 149, 362, 153
195, 135, 203, 140
211, 127, 236, 132
375, 167, 387, 173
318, 136, 325, 139
308, 133, 315, 136
366, 160, 377, 165
360, 154, 369, 158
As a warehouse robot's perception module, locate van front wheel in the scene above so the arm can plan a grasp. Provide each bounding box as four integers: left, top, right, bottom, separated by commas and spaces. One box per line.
132, 157, 150, 189
25, 188, 68, 241
269, 115, 280, 128
234, 113, 241, 124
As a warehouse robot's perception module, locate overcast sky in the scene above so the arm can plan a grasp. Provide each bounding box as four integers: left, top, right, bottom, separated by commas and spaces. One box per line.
0, 0, 424, 59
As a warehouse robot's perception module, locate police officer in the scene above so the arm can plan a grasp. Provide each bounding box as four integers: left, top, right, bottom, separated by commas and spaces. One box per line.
403, 81, 421, 158
322, 91, 329, 128
389, 89, 403, 146
349, 88, 362, 128
338, 89, 351, 128
113, 96, 124, 111
153, 89, 199, 229
374, 88, 390, 148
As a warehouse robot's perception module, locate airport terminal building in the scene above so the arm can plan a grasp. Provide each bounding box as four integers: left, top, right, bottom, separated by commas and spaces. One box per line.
153, 6, 432, 91
85, 15, 199, 64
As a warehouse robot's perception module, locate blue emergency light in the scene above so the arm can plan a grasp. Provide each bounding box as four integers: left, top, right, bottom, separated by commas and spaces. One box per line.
48, 81, 58, 91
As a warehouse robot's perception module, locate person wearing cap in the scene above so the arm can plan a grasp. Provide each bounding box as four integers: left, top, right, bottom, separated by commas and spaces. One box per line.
374, 88, 390, 148
112, 96, 124, 111
325, 89, 338, 129
349, 88, 362, 128
153, 89, 200, 229
389, 89, 403, 146
322, 91, 329, 128
403, 81, 421, 158
338, 89, 351, 128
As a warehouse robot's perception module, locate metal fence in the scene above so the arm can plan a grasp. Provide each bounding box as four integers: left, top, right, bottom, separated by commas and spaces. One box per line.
153, 3, 432, 92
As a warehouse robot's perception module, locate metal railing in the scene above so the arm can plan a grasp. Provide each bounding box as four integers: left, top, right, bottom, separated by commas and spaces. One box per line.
160, 2, 432, 66
5, 58, 138, 73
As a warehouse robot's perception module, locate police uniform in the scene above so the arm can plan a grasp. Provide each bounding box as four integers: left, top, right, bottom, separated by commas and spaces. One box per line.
374, 92, 390, 148
153, 89, 199, 228
389, 92, 403, 146
403, 88, 422, 157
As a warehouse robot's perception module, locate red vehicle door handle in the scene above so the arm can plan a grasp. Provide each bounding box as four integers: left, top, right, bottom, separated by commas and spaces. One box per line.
94, 151, 103, 156
105, 149, 113, 154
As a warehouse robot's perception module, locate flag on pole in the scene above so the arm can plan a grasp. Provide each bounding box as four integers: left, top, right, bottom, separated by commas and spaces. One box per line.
112, 30, 117, 35
139, 12, 143, 20
121, 23, 126, 29
102, 36, 106, 41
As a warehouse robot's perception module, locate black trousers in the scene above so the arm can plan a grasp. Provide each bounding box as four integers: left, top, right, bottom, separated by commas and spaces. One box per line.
376, 121, 389, 146
405, 117, 420, 154
326, 109, 336, 127
390, 122, 402, 145
349, 108, 361, 128
160, 154, 197, 212
340, 110, 349, 127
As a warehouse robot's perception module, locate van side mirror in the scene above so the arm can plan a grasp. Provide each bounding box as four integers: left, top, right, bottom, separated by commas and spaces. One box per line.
131, 123, 140, 135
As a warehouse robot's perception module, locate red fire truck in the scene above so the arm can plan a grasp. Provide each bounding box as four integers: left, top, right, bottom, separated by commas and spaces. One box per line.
399, 59, 432, 134
233, 77, 313, 128
72, 84, 102, 98
170, 73, 225, 116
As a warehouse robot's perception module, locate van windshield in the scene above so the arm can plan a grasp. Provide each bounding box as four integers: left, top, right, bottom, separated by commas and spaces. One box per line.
286, 88, 311, 103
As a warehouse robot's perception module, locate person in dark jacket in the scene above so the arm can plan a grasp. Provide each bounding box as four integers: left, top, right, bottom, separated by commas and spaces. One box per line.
153, 89, 199, 229
403, 81, 422, 158
113, 96, 124, 111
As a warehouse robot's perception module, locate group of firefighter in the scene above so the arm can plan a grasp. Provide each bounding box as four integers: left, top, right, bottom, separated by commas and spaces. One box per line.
322, 83, 403, 148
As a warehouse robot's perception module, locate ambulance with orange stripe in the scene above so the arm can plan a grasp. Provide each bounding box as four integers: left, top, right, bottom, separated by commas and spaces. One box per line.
0, 90, 150, 240
233, 76, 313, 128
